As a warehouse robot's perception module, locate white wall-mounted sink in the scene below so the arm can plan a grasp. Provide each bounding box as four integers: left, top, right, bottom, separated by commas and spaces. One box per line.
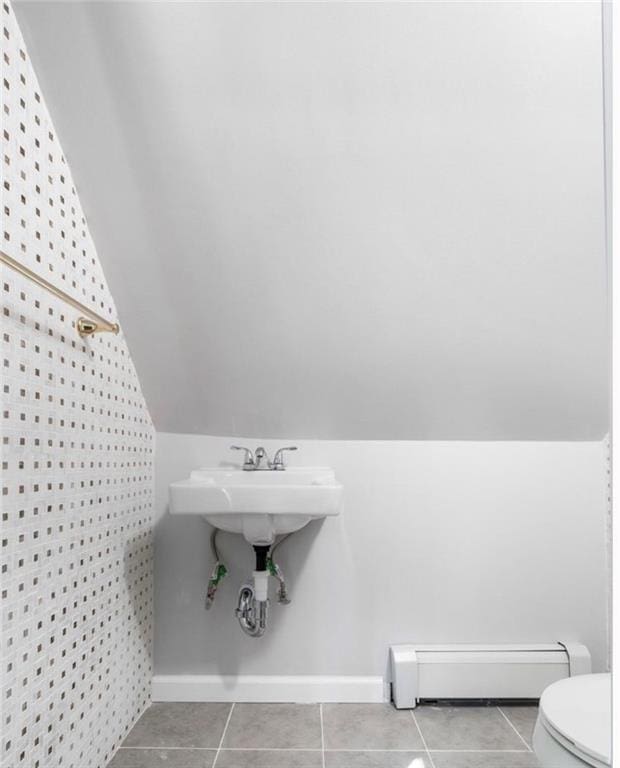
169, 467, 343, 544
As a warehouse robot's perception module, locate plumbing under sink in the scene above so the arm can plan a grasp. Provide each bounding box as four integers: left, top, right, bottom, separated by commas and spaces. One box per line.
169, 466, 343, 544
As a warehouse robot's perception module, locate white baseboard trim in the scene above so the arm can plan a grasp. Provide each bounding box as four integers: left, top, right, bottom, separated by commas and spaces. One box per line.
152, 674, 387, 703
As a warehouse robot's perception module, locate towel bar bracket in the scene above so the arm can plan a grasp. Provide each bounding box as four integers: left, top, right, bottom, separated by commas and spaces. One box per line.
76, 317, 120, 337
1, 250, 120, 338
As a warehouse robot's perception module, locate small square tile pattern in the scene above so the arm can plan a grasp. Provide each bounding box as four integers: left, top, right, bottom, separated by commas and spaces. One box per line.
1, 3, 155, 768
108, 702, 541, 768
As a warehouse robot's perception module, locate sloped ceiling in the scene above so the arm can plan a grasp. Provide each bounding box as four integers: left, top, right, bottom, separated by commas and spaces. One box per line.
14, 1, 608, 439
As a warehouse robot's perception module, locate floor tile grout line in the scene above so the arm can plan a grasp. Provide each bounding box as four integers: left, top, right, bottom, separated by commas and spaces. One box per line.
213, 702, 235, 767
319, 703, 326, 768
417, 749, 533, 754
410, 709, 436, 768
116, 745, 533, 753
496, 706, 533, 752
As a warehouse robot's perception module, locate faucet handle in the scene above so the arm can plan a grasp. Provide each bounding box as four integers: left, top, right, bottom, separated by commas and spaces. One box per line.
230, 445, 255, 470
271, 446, 298, 470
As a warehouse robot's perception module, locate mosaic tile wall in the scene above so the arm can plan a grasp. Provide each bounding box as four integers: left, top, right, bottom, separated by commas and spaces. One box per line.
1, 3, 155, 767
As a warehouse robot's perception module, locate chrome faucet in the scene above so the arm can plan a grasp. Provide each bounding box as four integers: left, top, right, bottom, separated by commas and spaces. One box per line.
271, 446, 298, 470
230, 445, 298, 471
230, 445, 255, 470
254, 446, 270, 470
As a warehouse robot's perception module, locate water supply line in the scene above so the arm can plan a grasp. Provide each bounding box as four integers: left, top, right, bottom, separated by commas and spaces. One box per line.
268, 533, 292, 603
205, 529, 227, 610
267, 559, 290, 604
207, 531, 286, 635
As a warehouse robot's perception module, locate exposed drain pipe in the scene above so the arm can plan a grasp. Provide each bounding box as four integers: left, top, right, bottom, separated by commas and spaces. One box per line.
235, 584, 268, 637
236, 545, 271, 637
234, 536, 295, 636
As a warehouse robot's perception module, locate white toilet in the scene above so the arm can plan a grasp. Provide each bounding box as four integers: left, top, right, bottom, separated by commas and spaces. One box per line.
533, 673, 611, 768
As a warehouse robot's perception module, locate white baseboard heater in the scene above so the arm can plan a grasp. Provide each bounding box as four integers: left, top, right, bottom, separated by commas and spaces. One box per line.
389, 642, 591, 709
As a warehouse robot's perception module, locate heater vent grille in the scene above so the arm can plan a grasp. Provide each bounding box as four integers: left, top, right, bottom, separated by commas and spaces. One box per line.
390, 642, 591, 709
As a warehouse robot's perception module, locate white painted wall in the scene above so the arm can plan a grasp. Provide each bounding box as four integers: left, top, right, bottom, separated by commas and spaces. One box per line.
14, 0, 608, 440
154, 433, 609, 679
5, 0, 610, 718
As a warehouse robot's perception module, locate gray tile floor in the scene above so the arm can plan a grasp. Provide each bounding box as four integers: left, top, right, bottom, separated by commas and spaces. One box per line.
107, 702, 540, 768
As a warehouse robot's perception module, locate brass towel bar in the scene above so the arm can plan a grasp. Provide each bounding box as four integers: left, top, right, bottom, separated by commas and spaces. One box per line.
0, 250, 119, 337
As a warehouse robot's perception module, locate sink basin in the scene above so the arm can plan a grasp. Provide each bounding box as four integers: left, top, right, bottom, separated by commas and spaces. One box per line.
169, 467, 343, 544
